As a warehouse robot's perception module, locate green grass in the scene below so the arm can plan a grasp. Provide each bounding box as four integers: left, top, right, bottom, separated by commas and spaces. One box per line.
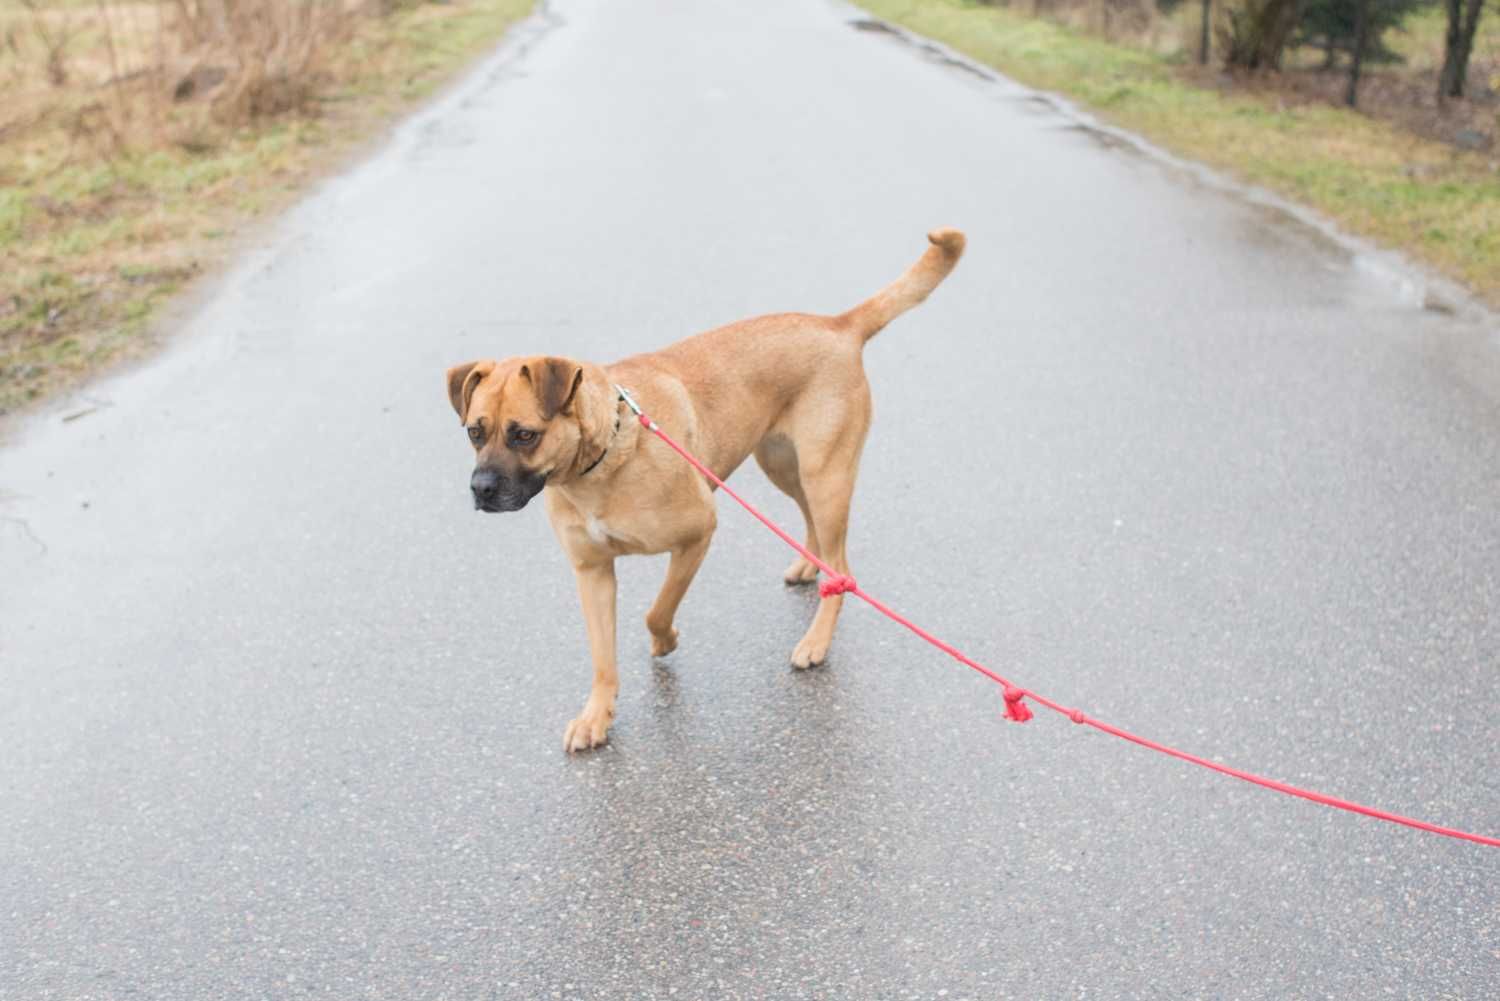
854, 0, 1500, 305
1, 0, 534, 417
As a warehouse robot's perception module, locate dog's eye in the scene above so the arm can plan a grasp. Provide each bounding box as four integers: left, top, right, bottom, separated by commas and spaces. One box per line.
466, 425, 484, 444
510, 428, 538, 445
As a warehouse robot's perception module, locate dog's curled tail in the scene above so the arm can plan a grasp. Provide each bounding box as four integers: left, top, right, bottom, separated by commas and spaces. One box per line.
839, 227, 966, 343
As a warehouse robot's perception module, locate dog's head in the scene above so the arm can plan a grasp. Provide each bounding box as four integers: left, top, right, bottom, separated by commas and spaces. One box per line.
446, 356, 604, 512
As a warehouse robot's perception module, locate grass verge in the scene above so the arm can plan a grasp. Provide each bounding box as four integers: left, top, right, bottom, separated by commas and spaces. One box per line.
0, 0, 534, 417
852, 0, 1500, 307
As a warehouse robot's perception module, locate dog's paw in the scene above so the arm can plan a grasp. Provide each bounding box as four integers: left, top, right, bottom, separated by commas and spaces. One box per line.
783, 557, 819, 585
790, 633, 831, 670
650, 625, 679, 657
563, 697, 615, 753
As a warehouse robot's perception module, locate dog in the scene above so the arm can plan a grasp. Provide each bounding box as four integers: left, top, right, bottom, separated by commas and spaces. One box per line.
446, 228, 965, 751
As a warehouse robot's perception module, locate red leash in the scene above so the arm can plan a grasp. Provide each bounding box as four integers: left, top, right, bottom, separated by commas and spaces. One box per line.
615, 386, 1499, 848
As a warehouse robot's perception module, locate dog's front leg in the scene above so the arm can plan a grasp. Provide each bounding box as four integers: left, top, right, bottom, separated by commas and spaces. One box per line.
645, 532, 713, 657
564, 559, 618, 753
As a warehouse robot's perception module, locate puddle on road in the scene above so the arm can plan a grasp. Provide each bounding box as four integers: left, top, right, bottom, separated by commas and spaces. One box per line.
1007, 93, 1062, 116
849, 17, 996, 82
1236, 201, 1350, 260
1055, 122, 1144, 157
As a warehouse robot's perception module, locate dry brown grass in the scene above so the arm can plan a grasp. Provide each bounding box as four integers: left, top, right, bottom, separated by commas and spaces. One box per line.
1, 0, 533, 416
3, 0, 358, 153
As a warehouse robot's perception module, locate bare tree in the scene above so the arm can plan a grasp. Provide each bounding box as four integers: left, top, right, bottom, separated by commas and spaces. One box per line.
1200, 0, 1212, 64
1438, 0, 1486, 99
1345, 0, 1370, 106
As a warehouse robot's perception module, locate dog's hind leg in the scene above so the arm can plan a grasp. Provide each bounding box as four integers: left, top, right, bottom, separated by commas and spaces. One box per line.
645, 531, 713, 657
754, 439, 820, 585
789, 441, 864, 669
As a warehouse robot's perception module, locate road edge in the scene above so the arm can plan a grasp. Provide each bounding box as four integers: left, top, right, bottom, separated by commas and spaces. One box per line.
835, 0, 1500, 330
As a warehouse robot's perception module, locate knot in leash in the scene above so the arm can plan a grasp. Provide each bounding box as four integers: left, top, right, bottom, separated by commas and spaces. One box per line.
1003, 685, 1033, 723
1068, 708, 1086, 724
819, 574, 858, 598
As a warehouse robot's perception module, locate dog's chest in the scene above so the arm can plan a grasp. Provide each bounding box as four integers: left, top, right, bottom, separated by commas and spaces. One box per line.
551, 488, 678, 557
584, 514, 617, 546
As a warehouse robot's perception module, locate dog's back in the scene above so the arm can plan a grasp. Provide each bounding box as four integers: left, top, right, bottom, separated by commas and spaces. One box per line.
634, 228, 967, 454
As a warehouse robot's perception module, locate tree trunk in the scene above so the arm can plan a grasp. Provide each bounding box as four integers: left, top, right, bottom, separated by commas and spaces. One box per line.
1346, 0, 1370, 107
1439, 0, 1486, 99
1225, 0, 1304, 70
1200, 0, 1212, 65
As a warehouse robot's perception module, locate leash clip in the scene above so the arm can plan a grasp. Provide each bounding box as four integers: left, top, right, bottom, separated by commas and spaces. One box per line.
614, 384, 656, 430
613, 384, 643, 416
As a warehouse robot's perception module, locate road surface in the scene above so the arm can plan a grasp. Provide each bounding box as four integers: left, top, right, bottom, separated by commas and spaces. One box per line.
2, 1, 1497, 997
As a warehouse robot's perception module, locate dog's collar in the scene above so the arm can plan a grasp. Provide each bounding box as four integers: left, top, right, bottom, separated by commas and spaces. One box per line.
578, 392, 626, 477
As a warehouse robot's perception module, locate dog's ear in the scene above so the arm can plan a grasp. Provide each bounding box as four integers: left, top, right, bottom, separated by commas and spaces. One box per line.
520, 357, 583, 419
446, 360, 494, 424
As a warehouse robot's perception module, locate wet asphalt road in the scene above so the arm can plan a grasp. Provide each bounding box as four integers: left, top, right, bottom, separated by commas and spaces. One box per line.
3, 0, 1499, 997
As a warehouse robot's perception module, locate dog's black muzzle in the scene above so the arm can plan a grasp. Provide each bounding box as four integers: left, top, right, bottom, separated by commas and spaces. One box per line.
471, 466, 545, 513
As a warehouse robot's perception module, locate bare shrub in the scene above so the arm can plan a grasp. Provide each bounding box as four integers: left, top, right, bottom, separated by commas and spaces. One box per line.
4, 0, 396, 164
157, 0, 354, 122
17, 0, 81, 86
220, 1, 351, 120
4, 0, 360, 152
993, 0, 1162, 43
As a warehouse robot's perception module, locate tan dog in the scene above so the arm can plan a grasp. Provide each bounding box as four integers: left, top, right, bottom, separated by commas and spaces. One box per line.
446, 229, 965, 751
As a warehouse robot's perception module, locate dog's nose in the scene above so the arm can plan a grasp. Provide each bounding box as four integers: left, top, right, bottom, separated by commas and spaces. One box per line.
471, 468, 502, 505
